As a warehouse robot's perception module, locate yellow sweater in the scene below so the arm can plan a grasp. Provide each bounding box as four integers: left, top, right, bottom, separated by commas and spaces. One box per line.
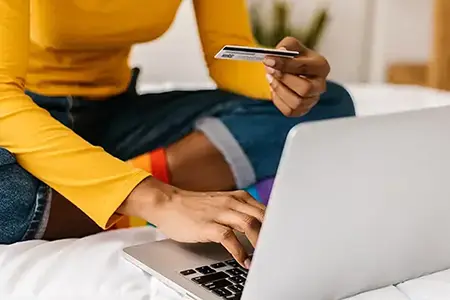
0, 0, 270, 229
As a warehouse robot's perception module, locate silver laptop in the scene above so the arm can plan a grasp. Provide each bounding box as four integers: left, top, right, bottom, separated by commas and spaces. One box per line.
123, 105, 450, 300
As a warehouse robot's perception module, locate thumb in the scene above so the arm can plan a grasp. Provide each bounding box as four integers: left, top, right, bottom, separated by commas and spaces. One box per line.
276, 37, 307, 53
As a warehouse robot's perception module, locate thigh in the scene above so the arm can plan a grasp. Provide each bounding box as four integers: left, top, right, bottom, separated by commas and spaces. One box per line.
0, 92, 79, 244
0, 148, 50, 243
99, 89, 246, 161
100, 81, 355, 186
196, 81, 356, 186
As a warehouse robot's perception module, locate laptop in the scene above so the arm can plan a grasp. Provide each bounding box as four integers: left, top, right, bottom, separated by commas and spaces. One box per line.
123, 105, 450, 300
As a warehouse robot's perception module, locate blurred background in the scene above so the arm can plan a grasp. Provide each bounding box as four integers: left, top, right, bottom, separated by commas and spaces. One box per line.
131, 0, 439, 89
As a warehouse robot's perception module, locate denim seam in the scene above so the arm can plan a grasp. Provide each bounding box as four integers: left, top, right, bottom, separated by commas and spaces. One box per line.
21, 184, 52, 241
195, 117, 256, 189
35, 187, 52, 239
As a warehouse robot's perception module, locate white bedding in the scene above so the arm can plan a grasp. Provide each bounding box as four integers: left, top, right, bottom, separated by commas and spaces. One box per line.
348, 83, 450, 116
0, 227, 412, 300
3, 83, 450, 299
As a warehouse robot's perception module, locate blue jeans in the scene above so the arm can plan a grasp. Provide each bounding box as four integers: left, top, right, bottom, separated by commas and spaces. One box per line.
0, 75, 355, 244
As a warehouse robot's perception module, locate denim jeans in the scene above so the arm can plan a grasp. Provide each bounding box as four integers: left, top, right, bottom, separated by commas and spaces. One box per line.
0, 76, 355, 244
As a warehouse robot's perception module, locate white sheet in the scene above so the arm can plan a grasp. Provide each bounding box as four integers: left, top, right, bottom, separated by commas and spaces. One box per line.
347, 83, 450, 116
3, 83, 450, 299
0, 228, 164, 299
0, 226, 411, 300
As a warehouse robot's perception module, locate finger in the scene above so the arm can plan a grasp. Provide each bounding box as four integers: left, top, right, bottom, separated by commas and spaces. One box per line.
264, 55, 330, 77
266, 69, 313, 97
215, 210, 261, 249
265, 65, 282, 78
267, 74, 294, 116
210, 225, 250, 268
232, 190, 266, 211
266, 65, 326, 97
306, 77, 327, 96
211, 194, 264, 223
291, 97, 319, 117
272, 90, 293, 117
228, 198, 265, 224
270, 71, 326, 98
270, 77, 303, 114
301, 96, 320, 108
275, 36, 307, 53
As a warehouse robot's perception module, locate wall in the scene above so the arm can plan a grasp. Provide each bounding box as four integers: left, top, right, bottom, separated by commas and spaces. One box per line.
129, 0, 434, 85
253, 0, 374, 83
129, 0, 212, 86
368, 0, 433, 83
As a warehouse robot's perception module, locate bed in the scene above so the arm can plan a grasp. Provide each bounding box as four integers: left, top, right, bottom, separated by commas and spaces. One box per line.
2, 82, 450, 299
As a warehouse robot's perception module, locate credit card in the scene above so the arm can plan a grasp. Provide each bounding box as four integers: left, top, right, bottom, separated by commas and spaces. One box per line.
215, 45, 299, 62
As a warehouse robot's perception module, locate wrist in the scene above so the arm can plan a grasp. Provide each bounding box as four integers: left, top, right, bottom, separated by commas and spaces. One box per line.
118, 176, 172, 223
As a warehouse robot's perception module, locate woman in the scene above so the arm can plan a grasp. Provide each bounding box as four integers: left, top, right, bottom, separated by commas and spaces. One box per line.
0, 0, 355, 267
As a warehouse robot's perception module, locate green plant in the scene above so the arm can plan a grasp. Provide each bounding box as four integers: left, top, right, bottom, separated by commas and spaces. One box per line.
250, 0, 329, 50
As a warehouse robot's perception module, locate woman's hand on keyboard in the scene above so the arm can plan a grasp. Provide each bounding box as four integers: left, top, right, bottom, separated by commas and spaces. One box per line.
119, 177, 266, 269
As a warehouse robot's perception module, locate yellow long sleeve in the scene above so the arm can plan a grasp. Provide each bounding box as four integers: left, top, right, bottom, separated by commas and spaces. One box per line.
193, 0, 271, 100
0, 0, 149, 229
0, 0, 270, 230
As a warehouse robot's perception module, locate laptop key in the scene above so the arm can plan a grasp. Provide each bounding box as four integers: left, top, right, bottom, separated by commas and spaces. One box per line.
180, 269, 196, 276
203, 279, 232, 290
226, 268, 246, 276
211, 262, 226, 269
228, 285, 244, 293
213, 288, 233, 297
229, 276, 246, 284
192, 272, 229, 285
225, 292, 242, 299
195, 266, 215, 275
225, 259, 240, 268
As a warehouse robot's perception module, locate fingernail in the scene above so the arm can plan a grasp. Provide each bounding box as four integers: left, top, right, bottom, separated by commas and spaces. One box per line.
278, 47, 287, 51
263, 58, 275, 67
244, 258, 251, 269
265, 66, 275, 75
266, 74, 274, 84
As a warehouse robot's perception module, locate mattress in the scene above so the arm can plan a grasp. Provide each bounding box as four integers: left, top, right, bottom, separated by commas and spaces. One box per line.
2, 83, 450, 299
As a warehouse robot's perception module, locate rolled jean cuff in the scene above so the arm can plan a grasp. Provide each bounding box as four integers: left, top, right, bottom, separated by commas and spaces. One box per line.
195, 117, 256, 189
22, 183, 52, 241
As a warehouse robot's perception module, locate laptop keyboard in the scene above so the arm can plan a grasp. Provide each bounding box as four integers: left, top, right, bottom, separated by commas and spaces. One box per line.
180, 258, 249, 299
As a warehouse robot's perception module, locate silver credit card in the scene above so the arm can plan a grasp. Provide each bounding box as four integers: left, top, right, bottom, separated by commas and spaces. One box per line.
215, 45, 299, 62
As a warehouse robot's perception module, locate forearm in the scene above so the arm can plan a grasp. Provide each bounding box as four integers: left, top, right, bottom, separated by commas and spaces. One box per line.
0, 90, 150, 227
118, 177, 167, 223
207, 59, 271, 100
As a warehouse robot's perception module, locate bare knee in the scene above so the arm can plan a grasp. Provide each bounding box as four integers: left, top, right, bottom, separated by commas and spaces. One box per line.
166, 131, 235, 191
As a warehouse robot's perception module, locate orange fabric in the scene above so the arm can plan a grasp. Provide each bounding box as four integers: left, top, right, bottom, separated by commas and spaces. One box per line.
150, 148, 169, 184
129, 152, 152, 174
